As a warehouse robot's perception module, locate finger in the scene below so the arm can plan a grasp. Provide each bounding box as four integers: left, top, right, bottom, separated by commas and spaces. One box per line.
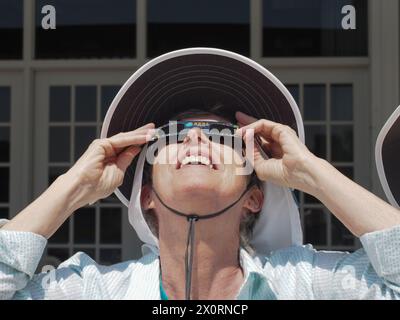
113, 128, 156, 153
238, 119, 295, 144
114, 126, 156, 138
254, 157, 285, 185
116, 146, 141, 172
108, 131, 154, 149
256, 136, 283, 159
136, 123, 155, 130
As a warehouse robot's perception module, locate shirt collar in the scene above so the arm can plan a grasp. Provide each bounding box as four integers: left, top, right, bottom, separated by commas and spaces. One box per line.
236, 248, 277, 299
140, 246, 277, 299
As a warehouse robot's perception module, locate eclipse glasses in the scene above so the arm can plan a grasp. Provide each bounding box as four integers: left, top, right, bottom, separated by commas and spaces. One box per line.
149, 120, 242, 145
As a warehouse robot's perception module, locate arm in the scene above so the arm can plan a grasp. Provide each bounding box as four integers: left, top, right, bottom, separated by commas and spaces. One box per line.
0, 124, 154, 299
236, 112, 400, 298
0, 225, 86, 300
2, 124, 154, 237
236, 111, 400, 237
305, 157, 400, 236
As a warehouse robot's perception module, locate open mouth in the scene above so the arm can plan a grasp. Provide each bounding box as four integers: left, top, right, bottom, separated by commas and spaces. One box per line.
177, 154, 219, 170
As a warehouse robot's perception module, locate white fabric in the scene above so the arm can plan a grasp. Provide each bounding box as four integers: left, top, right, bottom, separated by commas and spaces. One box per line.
375, 105, 400, 208
128, 144, 303, 256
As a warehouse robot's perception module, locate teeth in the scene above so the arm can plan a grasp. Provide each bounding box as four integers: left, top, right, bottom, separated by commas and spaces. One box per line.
181, 155, 211, 167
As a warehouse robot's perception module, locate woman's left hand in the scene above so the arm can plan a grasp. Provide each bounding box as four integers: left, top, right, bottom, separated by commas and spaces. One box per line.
235, 111, 320, 194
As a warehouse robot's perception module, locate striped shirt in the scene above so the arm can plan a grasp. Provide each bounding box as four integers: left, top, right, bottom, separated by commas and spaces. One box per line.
1, 219, 400, 299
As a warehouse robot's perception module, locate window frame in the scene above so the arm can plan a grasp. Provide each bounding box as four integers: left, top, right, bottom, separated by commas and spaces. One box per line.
276, 67, 370, 250
34, 71, 144, 262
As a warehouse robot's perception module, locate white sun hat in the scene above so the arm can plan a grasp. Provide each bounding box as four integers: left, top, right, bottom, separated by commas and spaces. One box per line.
100, 47, 304, 256
375, 105, 400, 208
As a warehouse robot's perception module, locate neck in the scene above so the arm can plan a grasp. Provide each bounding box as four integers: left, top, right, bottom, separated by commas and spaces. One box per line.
158, 207, 244, 300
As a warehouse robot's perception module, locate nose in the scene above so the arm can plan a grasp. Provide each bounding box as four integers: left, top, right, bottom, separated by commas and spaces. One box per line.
184, 127, 209, 145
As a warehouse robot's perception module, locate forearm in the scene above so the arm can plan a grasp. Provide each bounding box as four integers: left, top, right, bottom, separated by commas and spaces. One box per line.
306, 157, 400, 237
2, 172, 88, 238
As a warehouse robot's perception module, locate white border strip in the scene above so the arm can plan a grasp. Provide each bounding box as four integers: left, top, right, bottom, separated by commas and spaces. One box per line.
375, 105, 400, 208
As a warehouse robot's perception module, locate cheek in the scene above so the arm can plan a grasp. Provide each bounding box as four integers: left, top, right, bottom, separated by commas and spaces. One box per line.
215, 144, 245, 167
153, 144, 179, 164
152, 145, 179, 188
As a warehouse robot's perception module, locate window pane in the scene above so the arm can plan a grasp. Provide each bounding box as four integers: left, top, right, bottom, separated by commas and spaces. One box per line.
331, 125, 353, 162
100, 207, 122, 244
304, 208, 327, 246
147, 0, 250, 57
304, 193, 320, 205
0, 207, 8, 219
100, 249, 121, 265
331, 84, 353, 121
305, 125, 326, 158
49, 87, 71, 122
0, 127, 10, 162
100, 193, 120, 204
0, 87, 11, 122
336, 166, 354, 179
304, 85, 325, 121
74, 207, 96, 244
0, 168, 9, 203
262, 0, 368, 57
286, 84, 299, 104
49, 126, 70, 162
35, 0, 136, 59
47, 248, 70, 264
75, 86, 97, 122
101, 86, 121, 120
48, 166, 68, 185
74, 126, 97, 161
332, 216, 354, 246
49, 219, 70, 243
0, 0, 23, 59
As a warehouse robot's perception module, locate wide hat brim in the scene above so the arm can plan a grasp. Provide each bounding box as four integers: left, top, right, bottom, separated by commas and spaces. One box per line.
375, 105, 400, 208
101, 48, 304, 206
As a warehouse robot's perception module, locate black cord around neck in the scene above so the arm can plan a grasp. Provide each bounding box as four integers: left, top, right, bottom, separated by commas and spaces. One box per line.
152, 182, 254, 300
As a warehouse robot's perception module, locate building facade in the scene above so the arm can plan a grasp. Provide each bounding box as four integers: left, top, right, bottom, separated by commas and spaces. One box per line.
0, 0, 399, 266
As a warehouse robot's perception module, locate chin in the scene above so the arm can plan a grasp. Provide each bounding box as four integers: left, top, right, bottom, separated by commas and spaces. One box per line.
178, 177, 218, 194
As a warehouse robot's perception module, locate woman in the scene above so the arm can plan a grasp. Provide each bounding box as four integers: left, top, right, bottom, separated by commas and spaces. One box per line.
1, 49, 400, 300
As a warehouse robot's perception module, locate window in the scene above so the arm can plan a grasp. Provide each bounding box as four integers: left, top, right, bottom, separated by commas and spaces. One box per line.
263, 0, 368, 57
0, 0, 23, 59
0, 87, 11, 220
287, 83, 356, 250
46, 85, 125, 265
147, 0, 250, 58
35, 0, 136, 59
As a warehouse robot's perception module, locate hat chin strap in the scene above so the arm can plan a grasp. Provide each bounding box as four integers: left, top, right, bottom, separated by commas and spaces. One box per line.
151, 182, 254, 300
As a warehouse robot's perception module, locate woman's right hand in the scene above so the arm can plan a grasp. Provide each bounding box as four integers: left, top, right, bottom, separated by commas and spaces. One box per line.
65, 123, 155, 206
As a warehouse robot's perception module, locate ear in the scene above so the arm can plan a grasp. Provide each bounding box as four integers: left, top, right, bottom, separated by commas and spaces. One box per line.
242, 187, 264, 214
140, 185, 155, 210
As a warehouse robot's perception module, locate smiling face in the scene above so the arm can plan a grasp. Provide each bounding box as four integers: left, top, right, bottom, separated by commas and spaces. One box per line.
140, 110, 263, 218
